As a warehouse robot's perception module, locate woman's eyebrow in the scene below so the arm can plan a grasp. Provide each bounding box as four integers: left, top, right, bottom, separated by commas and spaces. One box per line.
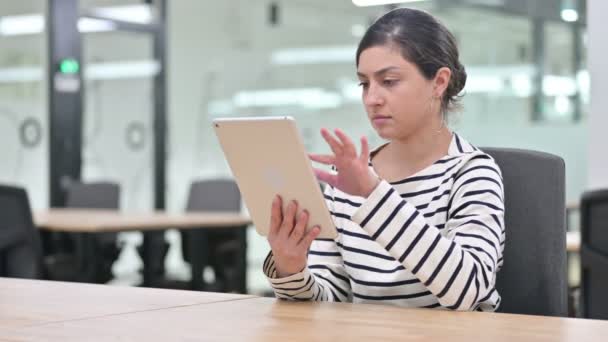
357, 66, 400, 78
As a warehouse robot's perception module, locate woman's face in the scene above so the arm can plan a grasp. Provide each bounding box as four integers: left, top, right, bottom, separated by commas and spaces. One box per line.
357, 45, 439, 141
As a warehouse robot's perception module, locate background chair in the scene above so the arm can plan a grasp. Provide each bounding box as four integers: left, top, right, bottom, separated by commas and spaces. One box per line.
579, 189, 608, 319
67, 181, 121, 283
0, 184, 43, 279
44, 181, 121, 283
483, 147, 567, 317
181, 179, 247, 292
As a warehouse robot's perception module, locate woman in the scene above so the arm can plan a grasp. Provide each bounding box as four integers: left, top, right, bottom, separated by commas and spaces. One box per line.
263, 7, 504, 311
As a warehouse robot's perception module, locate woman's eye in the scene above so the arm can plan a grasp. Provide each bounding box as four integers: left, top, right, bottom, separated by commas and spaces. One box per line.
383, 79, 397, 87
358, 81, 369, 89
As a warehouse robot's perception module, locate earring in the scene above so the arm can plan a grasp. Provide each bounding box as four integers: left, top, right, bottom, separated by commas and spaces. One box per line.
428, 94, 436, 113
433, 95, 447, 133
429, 95, 440, 114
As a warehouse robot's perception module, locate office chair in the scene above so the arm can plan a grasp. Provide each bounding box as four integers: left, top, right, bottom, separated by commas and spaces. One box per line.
579, 189, 608, 319
0, 184, 43, 279
68, 182, 121, 283
181, 179, 247, 293
45, 181, 121, 283
483, 147, 567, 317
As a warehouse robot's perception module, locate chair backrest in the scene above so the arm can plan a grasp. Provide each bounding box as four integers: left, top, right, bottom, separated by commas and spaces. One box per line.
0, 185, 33, 250
181, 179, 243, 267
186, 179, 241, 212
0, 184, 42, 278
65, 181, 120, 246
482, 147, 567, 317
66, 182, 120, 209
580, 189, 608, 319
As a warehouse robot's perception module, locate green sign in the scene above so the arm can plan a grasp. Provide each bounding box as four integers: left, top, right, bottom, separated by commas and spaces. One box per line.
59, 58, 80, 74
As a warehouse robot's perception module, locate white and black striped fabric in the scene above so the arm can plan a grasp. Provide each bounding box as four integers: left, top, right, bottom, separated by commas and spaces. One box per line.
264, 133, 505, 311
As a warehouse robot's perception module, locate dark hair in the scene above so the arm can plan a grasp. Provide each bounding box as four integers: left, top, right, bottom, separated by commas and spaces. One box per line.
356, 8, 466, 114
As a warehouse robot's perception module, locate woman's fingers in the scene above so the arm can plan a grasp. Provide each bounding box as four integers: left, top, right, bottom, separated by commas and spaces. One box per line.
290, 210, 309, 242
298, 226, 321, 250
279, 200, 298, 239
360, 136, 370, 163
269, 195, 282, 237
334, 129, 357, 157
313, 168, 338, 187
308, 153, 335, 165
321, 128, 344, 155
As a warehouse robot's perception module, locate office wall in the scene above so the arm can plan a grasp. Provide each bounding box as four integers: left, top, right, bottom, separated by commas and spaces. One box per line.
587, 0, 608, 189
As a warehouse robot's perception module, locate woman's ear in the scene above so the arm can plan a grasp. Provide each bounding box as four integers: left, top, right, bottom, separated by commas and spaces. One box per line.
433, 67, 452, 98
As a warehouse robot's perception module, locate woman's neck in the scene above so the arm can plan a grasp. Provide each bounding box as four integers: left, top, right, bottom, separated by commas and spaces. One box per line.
373, 120, 453, 181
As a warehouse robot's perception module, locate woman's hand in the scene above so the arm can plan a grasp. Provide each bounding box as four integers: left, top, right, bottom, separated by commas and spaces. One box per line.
267, 195, 321, 278
309, 128, 380, 198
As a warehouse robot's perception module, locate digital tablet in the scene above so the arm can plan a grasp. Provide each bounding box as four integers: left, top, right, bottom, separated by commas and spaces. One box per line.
213, 116, 337, 239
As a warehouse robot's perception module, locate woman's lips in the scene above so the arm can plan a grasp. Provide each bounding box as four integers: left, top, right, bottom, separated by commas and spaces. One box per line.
372, 116, 392, 125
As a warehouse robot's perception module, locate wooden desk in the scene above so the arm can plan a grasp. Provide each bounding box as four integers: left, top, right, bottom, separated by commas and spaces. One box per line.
34, 209, 251, 290
3, 280, 608, 341
0, 278, 253, 330
34, 209, 251, 233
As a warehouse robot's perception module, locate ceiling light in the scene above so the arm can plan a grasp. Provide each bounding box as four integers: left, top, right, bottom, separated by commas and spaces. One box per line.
0, 60, 160, 83
78, 18, 116, 33
560, 9, 578, 22
0, 14, 43, 36
0, 14, 117, 35
0, 4, 152, 36
0, 66, 42, 83
543, 75, 577, 97
271, 46, 356, 65
85, 60, 160, 80
93, 4, 154, 24
233, 88, 342, 109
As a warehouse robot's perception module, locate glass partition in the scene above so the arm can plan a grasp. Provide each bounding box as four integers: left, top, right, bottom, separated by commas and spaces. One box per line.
0, 0, 48, 209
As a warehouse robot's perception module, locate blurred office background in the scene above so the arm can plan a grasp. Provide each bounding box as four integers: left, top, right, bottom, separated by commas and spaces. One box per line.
0, 0, 599, 302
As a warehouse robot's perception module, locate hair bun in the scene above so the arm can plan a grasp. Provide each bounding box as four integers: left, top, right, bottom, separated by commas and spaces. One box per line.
452, 62, 467, 96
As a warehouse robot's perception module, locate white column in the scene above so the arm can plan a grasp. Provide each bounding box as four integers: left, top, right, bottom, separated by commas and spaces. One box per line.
588, 0, 608, 189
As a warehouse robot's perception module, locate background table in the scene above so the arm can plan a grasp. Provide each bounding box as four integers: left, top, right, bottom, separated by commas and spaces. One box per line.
34, 209, 251, 232
34, 209, 251, 290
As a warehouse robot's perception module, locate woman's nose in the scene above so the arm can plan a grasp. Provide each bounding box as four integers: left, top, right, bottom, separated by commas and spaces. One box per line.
364, 85, 384, 107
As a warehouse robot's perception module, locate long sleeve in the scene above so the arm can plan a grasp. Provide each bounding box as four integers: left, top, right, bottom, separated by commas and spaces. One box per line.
350, 154, 504, 311
263, 185, 352, 302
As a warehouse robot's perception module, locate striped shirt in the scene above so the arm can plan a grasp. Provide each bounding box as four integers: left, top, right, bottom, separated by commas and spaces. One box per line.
263, 133, 505, 311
